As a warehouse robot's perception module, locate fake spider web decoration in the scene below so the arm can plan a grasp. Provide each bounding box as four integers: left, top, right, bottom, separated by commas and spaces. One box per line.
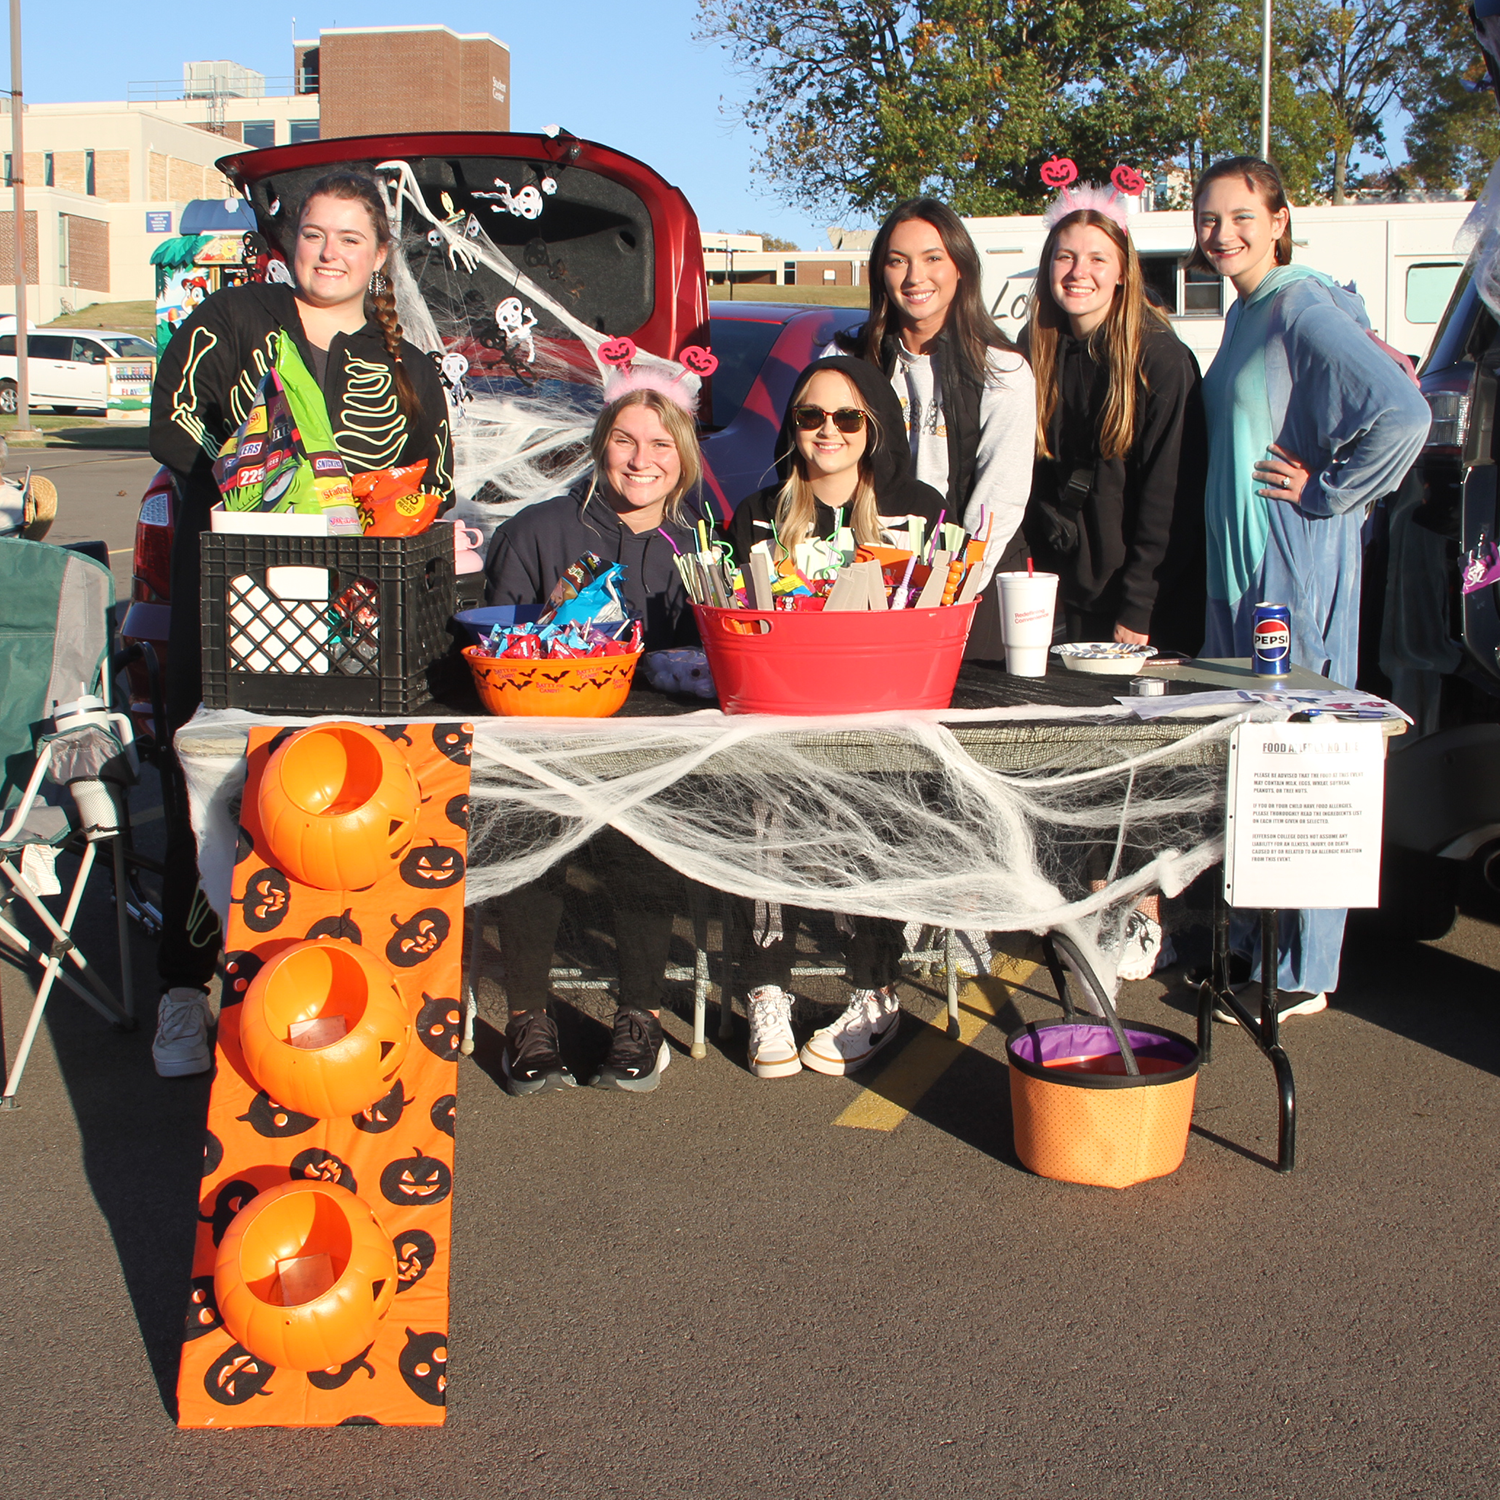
374, 160, 702, 527
180, 702, 1276, 999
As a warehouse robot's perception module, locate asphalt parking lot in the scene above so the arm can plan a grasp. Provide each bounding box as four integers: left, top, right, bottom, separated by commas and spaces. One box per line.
1, 809, 1497, 1498
3, 440, 1498, 1496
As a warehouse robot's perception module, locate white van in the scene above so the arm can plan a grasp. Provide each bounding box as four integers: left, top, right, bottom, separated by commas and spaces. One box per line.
968, 199, 1473, 367
0, 328, 157, 415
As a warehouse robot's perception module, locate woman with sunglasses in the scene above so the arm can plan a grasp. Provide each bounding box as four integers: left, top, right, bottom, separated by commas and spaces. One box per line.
829, 199, 1036, 652
724, 355, 944, 565
723, 356, 943, 1080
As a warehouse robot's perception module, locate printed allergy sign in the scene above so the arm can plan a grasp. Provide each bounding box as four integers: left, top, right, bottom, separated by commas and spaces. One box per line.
1224, 723, 1386, 910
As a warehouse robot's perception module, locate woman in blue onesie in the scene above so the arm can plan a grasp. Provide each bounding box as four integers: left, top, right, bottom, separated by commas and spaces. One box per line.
1192, 156, 1430, 1014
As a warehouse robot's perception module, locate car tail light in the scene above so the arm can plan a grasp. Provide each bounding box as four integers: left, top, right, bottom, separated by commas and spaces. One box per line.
1420, 367, 1472, 455
132, 472, 175, 603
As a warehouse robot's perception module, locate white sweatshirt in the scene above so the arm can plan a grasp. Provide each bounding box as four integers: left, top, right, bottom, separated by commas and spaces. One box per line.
819, 340, 1036, 588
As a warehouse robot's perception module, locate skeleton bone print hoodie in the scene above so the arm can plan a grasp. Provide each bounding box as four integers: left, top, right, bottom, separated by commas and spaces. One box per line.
149, 280, 453, 724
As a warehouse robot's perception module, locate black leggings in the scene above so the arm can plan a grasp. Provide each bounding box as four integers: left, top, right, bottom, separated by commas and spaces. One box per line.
491, 829, 683, 1014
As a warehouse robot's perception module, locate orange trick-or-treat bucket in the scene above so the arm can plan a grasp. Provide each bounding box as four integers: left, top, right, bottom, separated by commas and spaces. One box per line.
239, 940, 414, 1118
214, 1181, 398, 1371
256, 722, 421, 890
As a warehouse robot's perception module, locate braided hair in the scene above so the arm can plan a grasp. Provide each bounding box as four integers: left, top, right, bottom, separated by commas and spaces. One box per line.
296, 170, 421, 423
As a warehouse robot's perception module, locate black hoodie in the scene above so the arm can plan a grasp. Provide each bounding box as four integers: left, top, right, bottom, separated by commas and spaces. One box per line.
723, 355, 946, 561
484, 481, 703, 651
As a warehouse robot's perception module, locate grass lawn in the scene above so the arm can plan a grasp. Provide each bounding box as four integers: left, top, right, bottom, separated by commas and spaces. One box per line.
41, 301, 156, 334
1, 412, 150, 449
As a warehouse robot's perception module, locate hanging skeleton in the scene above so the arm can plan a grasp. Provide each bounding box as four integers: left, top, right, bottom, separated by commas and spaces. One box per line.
474, 175, 557, 221
493, 297, 538, 368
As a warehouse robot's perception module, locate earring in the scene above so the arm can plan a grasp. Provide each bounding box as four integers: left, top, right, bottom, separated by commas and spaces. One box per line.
370, 270, 388, 295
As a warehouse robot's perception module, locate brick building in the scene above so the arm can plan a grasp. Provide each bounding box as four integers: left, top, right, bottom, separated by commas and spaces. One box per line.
309, 26, 510, 137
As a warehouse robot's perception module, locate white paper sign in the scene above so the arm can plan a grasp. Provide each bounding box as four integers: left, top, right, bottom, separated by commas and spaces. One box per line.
1224, 723, 1386, 909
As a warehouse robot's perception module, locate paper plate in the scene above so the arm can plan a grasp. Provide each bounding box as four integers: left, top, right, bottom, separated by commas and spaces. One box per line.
1052, 642, 1159, 676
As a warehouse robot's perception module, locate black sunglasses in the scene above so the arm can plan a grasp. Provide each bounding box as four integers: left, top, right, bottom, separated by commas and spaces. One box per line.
791, 405, 867, 433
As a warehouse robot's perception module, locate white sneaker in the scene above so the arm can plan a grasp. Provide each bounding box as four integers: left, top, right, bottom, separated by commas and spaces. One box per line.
152, 987, 212, 1077
1115, 910, 1164, 982
1215, 991, 1327, 1025
746, 985, 801, 1078
800, 988, 901, 1076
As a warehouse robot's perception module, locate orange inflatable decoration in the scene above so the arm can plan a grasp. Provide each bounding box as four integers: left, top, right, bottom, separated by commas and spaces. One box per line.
257, 722, 420, 890
179, 719, 470, 1428
239, 940, 413, 1118
214, 1180, 398, 1372
463, 644, 640, 718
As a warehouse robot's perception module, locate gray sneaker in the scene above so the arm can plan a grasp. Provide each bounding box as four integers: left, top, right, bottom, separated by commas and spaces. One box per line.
152, 988, 212, 1077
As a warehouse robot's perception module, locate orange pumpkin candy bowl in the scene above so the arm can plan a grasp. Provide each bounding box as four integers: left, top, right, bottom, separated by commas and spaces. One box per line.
257, 722, 420, 890
214, 1180, 398, 1371
239, 939, 413, 1118
462, 644, 641, 718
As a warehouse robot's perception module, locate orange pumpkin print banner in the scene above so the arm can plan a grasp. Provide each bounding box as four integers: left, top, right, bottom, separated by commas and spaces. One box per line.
177, 720, 472, 1428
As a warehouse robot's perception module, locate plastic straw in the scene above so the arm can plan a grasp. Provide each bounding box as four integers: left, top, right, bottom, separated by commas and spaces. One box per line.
657, 527, 682, 555
1027, 555, 1034, 577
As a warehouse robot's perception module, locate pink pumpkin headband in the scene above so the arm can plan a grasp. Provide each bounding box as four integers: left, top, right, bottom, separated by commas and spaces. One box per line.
1039, 159, 1147, 231
596, 337, 718, 416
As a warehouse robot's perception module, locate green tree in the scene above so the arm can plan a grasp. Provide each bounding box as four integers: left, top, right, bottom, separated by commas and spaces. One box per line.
1399, 0, 1500, 197
1281, 1, 1414, 203
696, 0, 1186, 217
742, 230, 802, 250
1165, 1, 1332, 201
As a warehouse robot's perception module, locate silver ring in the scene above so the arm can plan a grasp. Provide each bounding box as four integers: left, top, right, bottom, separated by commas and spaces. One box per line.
1281, 475, 1290, 488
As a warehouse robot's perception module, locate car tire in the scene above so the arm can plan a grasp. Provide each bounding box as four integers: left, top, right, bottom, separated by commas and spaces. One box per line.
1378, 845, 1458, 942
0, 380, 15, 415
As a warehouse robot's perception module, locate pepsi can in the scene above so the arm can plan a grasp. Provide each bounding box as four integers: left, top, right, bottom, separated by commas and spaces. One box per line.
1252, 602, 1291, 677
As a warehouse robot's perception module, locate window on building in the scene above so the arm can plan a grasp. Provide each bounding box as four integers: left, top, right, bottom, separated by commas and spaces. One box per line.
1406, 262, 1464, 326
3, 155, 10, 187
84, 150, 95, 196
43, 153, 53, 187
1182, 265, 1224, 316
289, 120, 320, 144
783, 260, 797, 286
242, 120, 275, 150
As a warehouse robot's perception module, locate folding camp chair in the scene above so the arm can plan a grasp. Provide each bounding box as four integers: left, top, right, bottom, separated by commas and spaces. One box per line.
0, 537, 138, 1108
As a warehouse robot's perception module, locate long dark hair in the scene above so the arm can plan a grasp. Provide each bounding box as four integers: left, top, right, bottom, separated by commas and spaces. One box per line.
295, 171, 420, 422
1186, 156, 1294, 275
1029, 209, 1170, 461
856, 198, 1014, 384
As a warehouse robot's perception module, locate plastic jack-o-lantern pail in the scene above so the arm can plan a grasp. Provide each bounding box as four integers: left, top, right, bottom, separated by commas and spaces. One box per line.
257, 722, 420, 891
239, 940, 413, 1118
1006, 1020, 1199, 1189
462, 645, 640, 718
214, 1180, 398, 1371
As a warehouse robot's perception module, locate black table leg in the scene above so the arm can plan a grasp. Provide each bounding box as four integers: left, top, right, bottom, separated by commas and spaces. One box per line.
1201, 894, 1297, 1172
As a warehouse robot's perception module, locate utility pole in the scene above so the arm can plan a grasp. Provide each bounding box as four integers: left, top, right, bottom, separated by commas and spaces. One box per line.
1260, 0, 1272, 161
9, 0, 37, 439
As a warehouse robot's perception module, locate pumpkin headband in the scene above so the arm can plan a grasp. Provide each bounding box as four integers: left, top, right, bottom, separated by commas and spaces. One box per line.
1039, 158, 1147, 232
596, 337, 719, 416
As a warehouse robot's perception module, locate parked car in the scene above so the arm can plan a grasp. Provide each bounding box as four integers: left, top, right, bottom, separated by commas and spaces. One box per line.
119, 131, 865, 723
0, 328, 156, 414
1375, 263, 1500, 932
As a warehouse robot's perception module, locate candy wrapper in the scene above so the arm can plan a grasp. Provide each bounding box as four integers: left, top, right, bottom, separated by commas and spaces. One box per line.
542, 565, 629, 632
353, 461, 439, 536
547, 552, 609, 608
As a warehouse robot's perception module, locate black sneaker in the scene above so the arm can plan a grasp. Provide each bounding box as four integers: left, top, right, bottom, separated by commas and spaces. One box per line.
501, 1009, 576, 1097
590, 1008, 670, 1093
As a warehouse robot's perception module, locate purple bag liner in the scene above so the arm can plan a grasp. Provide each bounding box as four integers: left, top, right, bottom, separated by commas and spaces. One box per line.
1008, 1023, 1195, 1068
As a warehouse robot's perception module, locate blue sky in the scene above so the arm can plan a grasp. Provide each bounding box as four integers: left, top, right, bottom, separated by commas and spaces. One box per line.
3, 1, 847, 248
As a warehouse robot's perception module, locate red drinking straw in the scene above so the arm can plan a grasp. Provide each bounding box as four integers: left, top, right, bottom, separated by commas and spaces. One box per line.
1027, 555, 1034, 577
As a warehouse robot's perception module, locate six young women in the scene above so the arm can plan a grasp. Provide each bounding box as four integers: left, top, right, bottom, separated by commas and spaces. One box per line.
148, 158, 1431, 1092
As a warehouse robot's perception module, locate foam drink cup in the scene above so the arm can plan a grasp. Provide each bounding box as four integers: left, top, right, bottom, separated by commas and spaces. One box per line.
995, 571, 1059, 677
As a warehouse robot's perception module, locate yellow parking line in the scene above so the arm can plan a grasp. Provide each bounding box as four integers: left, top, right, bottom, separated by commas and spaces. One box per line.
835, 945, 1040, 1132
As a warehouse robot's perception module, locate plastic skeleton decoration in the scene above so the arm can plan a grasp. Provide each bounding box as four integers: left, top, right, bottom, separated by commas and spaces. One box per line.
431, 350, 473, 421
494, 297, 538, 366
425, 192, 484, 269
474, 176, 557, 221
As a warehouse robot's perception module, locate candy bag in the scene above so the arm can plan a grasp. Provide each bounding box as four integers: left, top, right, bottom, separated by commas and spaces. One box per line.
353, 461, 438, 536
272, 333, 361, 534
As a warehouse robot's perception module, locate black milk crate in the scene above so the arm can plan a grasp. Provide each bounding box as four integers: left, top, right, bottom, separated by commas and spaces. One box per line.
200, 528, 458, 716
